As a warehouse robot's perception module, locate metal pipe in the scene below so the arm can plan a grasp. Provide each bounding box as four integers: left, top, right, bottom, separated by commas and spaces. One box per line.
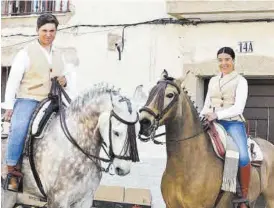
24, 0, 27, 14
45, 0, 48, 12
60, 0, 62, 12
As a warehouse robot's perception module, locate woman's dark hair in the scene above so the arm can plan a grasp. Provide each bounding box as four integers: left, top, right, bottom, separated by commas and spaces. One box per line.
37, 13, 59, 29
217, 47, 235, 60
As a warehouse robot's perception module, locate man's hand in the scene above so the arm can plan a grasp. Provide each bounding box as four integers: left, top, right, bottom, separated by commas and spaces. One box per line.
3, 109, 13, 122
57, 76, 67, 87
205, 112, 218, 122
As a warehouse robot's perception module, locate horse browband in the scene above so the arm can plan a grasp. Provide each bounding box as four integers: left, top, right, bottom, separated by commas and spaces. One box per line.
139, 79, 181, 121
139, 78, 204, 143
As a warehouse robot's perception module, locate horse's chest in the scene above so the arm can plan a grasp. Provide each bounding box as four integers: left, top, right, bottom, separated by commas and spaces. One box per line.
161, 173, 213, 208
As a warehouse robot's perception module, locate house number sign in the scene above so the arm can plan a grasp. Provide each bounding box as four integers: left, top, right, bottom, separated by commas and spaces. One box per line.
238, 41, 253, 53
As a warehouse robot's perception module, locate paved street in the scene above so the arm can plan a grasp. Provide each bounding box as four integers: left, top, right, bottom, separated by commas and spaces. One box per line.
1, 138, 266, 207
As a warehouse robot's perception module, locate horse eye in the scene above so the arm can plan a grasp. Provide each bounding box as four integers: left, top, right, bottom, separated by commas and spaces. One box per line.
166, 93, 174, 98
113, 131, 119, 137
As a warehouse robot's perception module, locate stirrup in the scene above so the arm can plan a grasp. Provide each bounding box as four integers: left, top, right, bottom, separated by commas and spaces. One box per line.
232, 198, 250, 208
4, 172, 23, 193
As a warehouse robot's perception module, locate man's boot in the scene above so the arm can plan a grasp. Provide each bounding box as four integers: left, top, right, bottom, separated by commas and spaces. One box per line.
6, 165, 23, 192
239, 163, 251, 208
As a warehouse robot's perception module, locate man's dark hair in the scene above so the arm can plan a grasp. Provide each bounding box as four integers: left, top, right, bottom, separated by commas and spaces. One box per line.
217, 47, 235, 60
37, 13, 59, 29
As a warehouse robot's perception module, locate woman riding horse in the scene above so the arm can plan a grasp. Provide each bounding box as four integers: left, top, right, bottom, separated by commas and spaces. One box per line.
200, 47, 250, 208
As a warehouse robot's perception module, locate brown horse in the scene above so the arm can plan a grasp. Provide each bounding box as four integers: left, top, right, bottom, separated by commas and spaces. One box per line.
138, 71, 274, 208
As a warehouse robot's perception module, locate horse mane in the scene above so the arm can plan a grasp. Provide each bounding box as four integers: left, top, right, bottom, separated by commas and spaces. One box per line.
177, 82, 207, 134
67, 82, 138, 161
181, 86, 199, 113
68, 82, 122, 113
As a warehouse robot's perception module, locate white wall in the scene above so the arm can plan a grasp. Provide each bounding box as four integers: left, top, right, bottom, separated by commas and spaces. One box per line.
1, 1, 176, 207
55, 0, 184, 97
3, 2, 273, 207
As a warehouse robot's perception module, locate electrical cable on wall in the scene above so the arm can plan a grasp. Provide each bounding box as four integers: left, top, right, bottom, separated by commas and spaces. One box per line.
1, 38, 38, 49
2, 17, 274, 38
2, 17, 274, 50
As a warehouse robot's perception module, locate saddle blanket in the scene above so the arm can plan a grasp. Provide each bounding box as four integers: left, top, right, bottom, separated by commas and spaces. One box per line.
207, 122, 263, 193
209, 122, 263, 164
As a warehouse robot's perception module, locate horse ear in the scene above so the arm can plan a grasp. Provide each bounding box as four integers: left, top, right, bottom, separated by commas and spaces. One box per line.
161, 69, 168, 79
179, 70, 191, 89
132, 84, 148, 109
174, 77, 184, 89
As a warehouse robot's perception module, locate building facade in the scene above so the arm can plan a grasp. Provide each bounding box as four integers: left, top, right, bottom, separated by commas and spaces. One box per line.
166, 0, 274, 144
1, 1, 274, 207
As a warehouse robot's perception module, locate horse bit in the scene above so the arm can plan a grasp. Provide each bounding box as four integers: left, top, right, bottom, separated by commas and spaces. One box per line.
138, 77, 204, 144
58, 85, 139, 174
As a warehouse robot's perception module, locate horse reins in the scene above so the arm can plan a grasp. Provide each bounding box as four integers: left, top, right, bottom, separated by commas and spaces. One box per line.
139, 79, 181, 121
138, 77, 204, 143
108, 110, 139, 161
26, 78, 139, 200
137, 77, 226, 207
56, 79, 139, 170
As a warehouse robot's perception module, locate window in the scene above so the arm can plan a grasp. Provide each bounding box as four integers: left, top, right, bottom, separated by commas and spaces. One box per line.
1, 0, 70, 16
1, 66, 11, 114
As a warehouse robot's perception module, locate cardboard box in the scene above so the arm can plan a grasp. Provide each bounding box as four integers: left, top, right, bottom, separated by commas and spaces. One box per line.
124, 188, 151, 208
93, 185, 125, 208
93, 185, 152, 208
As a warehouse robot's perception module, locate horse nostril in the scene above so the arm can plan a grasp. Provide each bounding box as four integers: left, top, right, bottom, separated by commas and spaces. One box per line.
115, 167, 122, 175
140, 118, 151, 127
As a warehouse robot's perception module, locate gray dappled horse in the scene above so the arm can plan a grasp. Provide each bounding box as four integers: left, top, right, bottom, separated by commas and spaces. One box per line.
2, 83, 139, 208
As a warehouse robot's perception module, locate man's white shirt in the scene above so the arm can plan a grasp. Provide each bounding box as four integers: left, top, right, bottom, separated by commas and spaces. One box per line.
3, 43, 77, 110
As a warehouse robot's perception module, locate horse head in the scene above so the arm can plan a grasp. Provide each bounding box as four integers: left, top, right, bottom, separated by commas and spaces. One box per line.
97, 90, 139, 176
138, 70, 184, 139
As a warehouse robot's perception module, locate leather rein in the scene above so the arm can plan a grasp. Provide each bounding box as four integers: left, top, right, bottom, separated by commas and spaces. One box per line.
138, 78, 203, 144
54, 78, 139, 172
26, 78, 139, 200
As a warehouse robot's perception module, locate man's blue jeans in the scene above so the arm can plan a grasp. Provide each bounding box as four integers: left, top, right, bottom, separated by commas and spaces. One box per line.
218, 120, 250, 167
6, 98, 39, 166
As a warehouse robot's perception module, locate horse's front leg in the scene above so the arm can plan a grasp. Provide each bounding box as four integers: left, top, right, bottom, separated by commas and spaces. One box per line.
70, 189, 95, 208
47, 190, 69, 208
263, 174, 274, 208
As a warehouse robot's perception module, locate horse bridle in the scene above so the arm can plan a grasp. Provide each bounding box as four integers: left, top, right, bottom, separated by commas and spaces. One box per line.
140, 80, 181, 120
55, 79, 139, 173
138, 79, 180, 143
138, 77, 203, 144
23, 78, 139, 201
107, 110, 139, 161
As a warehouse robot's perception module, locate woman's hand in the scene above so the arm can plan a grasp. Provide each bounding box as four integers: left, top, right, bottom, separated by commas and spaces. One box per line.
205, 112, 218, 122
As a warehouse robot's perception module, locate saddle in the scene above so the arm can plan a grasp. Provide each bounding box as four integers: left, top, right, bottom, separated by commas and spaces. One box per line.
31, 98, 59, 139
1, 102, 57, 141
1, 81, 60, 141
3, 78, 70, 197
205, 121, 263, 198
208, 122, 263, 166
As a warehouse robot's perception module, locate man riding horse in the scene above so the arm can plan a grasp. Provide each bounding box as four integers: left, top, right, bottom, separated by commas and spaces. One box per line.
3, 13, 73, 192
